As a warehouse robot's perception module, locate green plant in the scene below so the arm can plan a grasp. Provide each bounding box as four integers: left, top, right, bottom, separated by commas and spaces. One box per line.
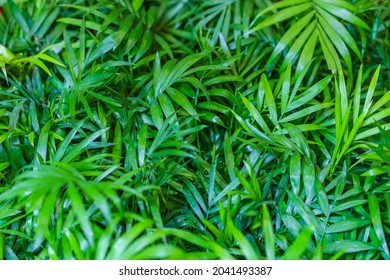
0, 0, 389, 260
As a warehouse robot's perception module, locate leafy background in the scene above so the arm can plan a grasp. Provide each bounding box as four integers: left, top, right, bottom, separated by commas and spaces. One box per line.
0, 0, 389, 260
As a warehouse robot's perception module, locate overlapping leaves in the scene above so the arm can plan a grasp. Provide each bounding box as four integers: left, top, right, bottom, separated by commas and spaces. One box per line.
0, 0, 389, 260
250, 0, 370, 73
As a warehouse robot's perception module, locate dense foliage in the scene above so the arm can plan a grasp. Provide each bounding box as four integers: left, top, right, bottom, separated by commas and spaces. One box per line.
0, 0, 389, 260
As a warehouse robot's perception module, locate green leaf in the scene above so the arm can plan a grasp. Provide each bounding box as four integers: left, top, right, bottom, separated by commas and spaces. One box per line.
138, 124, 148, 166
86, 34, 116, 66
302, 157, 315, 203
67, 183, 94, 245
240, 92, 270, 134
166, 87, 198, 120
368, 194, 390, 255
280, 21, 317, 71
183, 184, 205, 220
316, 6, 361, 61
290, 152, 301, 195
287, 190, 322, 234
314, 179, 330, 217
296, 29, 317, 73
324, 241, 380, 254
316, 1, 370, 30
280, 103, 333, 123
36, 121, 51, 162
282, 228, 313, 260
7, 0, 30, 35
36, 53, 65, 67
73, 70, 112, 91
224, 133, 236, 181
286, 75, 332, 112
164, 49, 211, 90
331, 200, 367, 213
107, 219, 154, 259
0, 233, 3, 260
57, 18, 102, 31
230, 225, 260, 260
62, 128, 110, 163
53, 119, 87, 162
260, 74, 278, 125
363, 66, 381, 112
150, 100, 164, 130
266, 11, 315, 67
262, 205, 275, 260
133, 29, 153, 62
132, 0, 144, 12
326, 219, 371, 234
250, 2, 312, 32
